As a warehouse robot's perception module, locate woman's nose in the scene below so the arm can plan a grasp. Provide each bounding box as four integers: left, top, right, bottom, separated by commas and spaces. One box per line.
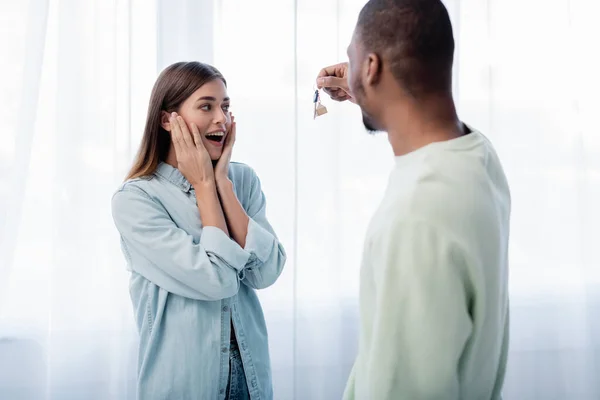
214, 108, 227, 124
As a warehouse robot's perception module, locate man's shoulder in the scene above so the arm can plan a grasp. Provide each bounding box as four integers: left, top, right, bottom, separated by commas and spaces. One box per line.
374, 159, 509, 240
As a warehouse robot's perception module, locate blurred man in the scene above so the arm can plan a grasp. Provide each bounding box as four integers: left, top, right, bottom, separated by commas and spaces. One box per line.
316, 1, 510, 399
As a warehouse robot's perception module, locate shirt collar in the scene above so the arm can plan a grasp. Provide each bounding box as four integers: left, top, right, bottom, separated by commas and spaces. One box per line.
154, 162, 192, 192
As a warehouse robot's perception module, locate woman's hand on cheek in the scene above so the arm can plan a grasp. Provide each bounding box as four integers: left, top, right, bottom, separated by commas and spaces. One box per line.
214, 113, 236, 186
170, 112, 215, 187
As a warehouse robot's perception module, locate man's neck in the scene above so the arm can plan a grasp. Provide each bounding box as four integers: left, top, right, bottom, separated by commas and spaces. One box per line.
384, 96, 463, 157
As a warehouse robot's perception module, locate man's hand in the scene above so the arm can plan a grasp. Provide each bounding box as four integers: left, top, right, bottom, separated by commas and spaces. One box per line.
316, 62, 355, 103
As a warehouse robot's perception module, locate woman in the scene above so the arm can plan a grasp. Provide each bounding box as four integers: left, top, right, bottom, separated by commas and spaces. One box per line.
111, 61, 286, 400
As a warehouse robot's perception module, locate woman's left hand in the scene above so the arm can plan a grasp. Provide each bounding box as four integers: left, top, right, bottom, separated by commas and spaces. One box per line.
215, 114, 236, 185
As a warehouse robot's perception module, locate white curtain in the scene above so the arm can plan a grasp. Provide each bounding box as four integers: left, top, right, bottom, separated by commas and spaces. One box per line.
1, 0, 599, 399
0, 0, 156, 398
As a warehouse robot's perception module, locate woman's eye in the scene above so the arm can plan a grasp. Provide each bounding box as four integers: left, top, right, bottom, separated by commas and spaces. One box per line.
222, 104, 230, 111
200, 104, 211, 111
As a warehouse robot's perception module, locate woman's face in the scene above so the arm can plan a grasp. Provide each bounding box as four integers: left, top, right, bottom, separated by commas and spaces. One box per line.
168, 79, 231, 161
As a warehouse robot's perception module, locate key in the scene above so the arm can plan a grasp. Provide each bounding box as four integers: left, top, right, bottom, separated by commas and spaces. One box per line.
313, 89, 328, 119
315, 103, 327, 116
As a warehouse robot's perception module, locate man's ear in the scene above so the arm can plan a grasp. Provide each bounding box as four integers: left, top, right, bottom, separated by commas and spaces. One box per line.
160, 111, 171, 131
365, 53, 382, 86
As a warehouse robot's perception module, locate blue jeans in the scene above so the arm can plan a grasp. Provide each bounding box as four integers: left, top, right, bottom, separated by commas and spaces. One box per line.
225, 341, 250, 400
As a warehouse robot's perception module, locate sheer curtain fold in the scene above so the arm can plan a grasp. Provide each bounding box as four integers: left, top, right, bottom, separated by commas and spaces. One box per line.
0, 0, 49, 313
1, 0, 154, 398
1, 0, 599, 399
0, 2, 49, 398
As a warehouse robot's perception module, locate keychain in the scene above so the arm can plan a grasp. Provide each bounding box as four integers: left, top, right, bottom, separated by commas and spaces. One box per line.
313, 88, 328, 119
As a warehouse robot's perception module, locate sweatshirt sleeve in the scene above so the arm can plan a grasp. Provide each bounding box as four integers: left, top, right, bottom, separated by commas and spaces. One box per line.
363, 219, 473, 400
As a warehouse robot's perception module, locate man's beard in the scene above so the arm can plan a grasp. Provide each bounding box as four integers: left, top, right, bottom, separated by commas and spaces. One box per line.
354, 81, 381, 134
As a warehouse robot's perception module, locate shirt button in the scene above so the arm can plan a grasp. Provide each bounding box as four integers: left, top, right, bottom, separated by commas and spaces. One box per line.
220, 389, 224, 394
222, 306, 229, 312
222, 347, 227, 353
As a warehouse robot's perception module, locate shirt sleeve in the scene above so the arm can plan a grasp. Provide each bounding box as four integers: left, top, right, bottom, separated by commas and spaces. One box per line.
364, 219, 473, 400
111, 185, 251, 300
239, 170, 287, 290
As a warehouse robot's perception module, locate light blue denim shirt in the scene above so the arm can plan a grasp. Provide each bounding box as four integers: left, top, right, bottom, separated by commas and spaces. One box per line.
111, 161, 286, 400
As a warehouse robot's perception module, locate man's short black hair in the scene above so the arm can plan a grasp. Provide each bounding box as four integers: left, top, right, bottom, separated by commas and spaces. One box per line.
356, 0, 455, 97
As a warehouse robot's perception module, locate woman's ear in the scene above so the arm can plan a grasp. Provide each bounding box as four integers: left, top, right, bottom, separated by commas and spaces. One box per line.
160, 111, 171, 131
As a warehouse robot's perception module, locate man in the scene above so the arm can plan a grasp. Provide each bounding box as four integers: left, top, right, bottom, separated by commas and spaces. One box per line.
316, 1, 510, 399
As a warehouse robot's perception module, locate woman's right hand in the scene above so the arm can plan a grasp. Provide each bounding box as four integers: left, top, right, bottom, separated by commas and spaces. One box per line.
170, 112, 215, 186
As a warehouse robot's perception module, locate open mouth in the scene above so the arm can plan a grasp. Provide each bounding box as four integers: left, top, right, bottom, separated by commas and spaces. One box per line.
205, 131, 225, 144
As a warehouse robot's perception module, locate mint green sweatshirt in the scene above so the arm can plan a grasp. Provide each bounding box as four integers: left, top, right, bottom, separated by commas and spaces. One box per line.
344, 130, 510, 400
